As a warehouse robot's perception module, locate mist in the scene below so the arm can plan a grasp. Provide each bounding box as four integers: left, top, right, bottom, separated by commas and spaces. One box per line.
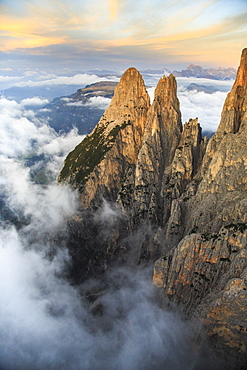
0, 97, 204, 370
0, 75, 227, 368
0, 225, 197, 369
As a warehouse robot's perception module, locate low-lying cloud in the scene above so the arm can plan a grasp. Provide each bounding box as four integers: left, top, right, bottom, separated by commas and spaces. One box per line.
15, 73, 119, 88
0, 96, 84, 168
0, 94, 206, 369
84, 96, 112, 110
0, 227, 196, 369
66, 96, 111, 110
178, 89, 227, 132
20, 97, 49, 107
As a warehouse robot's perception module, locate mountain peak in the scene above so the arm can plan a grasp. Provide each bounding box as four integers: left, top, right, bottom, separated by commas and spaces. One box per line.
59, 67, 150, 206
153, 74, 180, 114
110, 67, 149, 108
234, 47, 247, 88
216, 47, 247, 135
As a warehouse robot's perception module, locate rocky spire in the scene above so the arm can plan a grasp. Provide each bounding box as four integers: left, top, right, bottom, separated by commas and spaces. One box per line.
59, 67, 150, 208
216, 48, 247, 135
119, 74, 183, 227
109, 67, 150, 109
200, 48, 247, 176
135, 74, 182, 186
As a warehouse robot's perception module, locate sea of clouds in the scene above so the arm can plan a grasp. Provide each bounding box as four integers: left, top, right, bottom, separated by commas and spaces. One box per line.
1, 69, 234, 134
0, 69, 231, 369
0, 93, 199, 370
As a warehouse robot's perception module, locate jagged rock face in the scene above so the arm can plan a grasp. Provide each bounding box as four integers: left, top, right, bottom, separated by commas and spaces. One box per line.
59, 67, 150, 208
217, 48, 247, 135
201, 48, 247, 175
59, 49, 247, 365
119, 75, 183, 225
152, 49, 247, 366
153, 225, 247, 367
175, 49, 247, 238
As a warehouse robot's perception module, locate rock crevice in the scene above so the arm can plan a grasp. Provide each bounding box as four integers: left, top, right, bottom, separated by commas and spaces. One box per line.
59, 48, 247, 366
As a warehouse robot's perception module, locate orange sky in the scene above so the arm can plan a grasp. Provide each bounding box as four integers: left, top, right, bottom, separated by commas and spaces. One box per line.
0, 0, 246, 70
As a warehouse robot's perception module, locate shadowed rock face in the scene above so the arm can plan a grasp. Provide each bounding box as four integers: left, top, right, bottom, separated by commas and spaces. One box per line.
153, 48, 247, 367
59, 49, 247, 366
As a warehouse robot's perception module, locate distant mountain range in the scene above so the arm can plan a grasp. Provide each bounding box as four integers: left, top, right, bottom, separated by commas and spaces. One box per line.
172, 64, 236, 80
1, 64, 236, 103
90, 65, 236, 81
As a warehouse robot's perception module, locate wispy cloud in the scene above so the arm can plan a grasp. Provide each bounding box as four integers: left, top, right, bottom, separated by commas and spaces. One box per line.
14, 73, 118, 87
107, 0, 121, 19
0, 0, 246, 70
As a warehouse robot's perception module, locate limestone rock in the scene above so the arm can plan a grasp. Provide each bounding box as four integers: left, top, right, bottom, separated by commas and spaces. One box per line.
153, 225, 247, 367
201, 48, 247, 175
59, 67, 150, 208
121, 74, 182, 225
58, 48, 247, 365
217, 48, 247, 135
152, 48, 247, 366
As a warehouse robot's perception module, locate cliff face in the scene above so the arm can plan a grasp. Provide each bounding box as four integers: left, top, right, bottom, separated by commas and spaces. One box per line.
119, 75, 182, 224
59, 49, 247, 366
153, 48, 247, 367
59, 67, 150, 208
153, 225, 247, 366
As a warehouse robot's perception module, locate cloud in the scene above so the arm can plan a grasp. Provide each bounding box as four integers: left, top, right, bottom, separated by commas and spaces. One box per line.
178, 89, 228, 132
147, 86, 155, 103
0, 96, 83, 231
15, 73, 119, 88
0, 92, 210, 369
40, 128, 86, 177
0, 209, 197, 369
0, 75, 21, 82
84, 96, 112, 109
93, 199, 123, 229
0, 96, 84, 171
66, 101, 85, 106
0, 0, 246, 71
0, 229, 197, 369
20, 97, 49, 107
108, 0, 121, 19
65, 95, 111, 109
176, 77, 233, 132
0, 97, 45, 157
0, 75, 22, 89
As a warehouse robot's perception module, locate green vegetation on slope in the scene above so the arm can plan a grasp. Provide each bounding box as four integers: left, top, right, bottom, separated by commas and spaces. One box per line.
59, 120, 131, 189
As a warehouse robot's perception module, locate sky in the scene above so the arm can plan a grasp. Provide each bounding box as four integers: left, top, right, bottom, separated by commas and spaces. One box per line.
0, 1, 245, 367
0, 0, 246, 72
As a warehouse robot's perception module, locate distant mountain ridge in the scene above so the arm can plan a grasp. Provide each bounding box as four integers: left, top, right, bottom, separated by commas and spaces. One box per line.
89, 65, 236, 81
172, 63, 236, 80
37, 81, 117, 134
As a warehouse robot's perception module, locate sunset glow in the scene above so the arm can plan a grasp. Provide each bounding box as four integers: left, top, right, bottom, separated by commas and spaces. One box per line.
0, 0, 246, 70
